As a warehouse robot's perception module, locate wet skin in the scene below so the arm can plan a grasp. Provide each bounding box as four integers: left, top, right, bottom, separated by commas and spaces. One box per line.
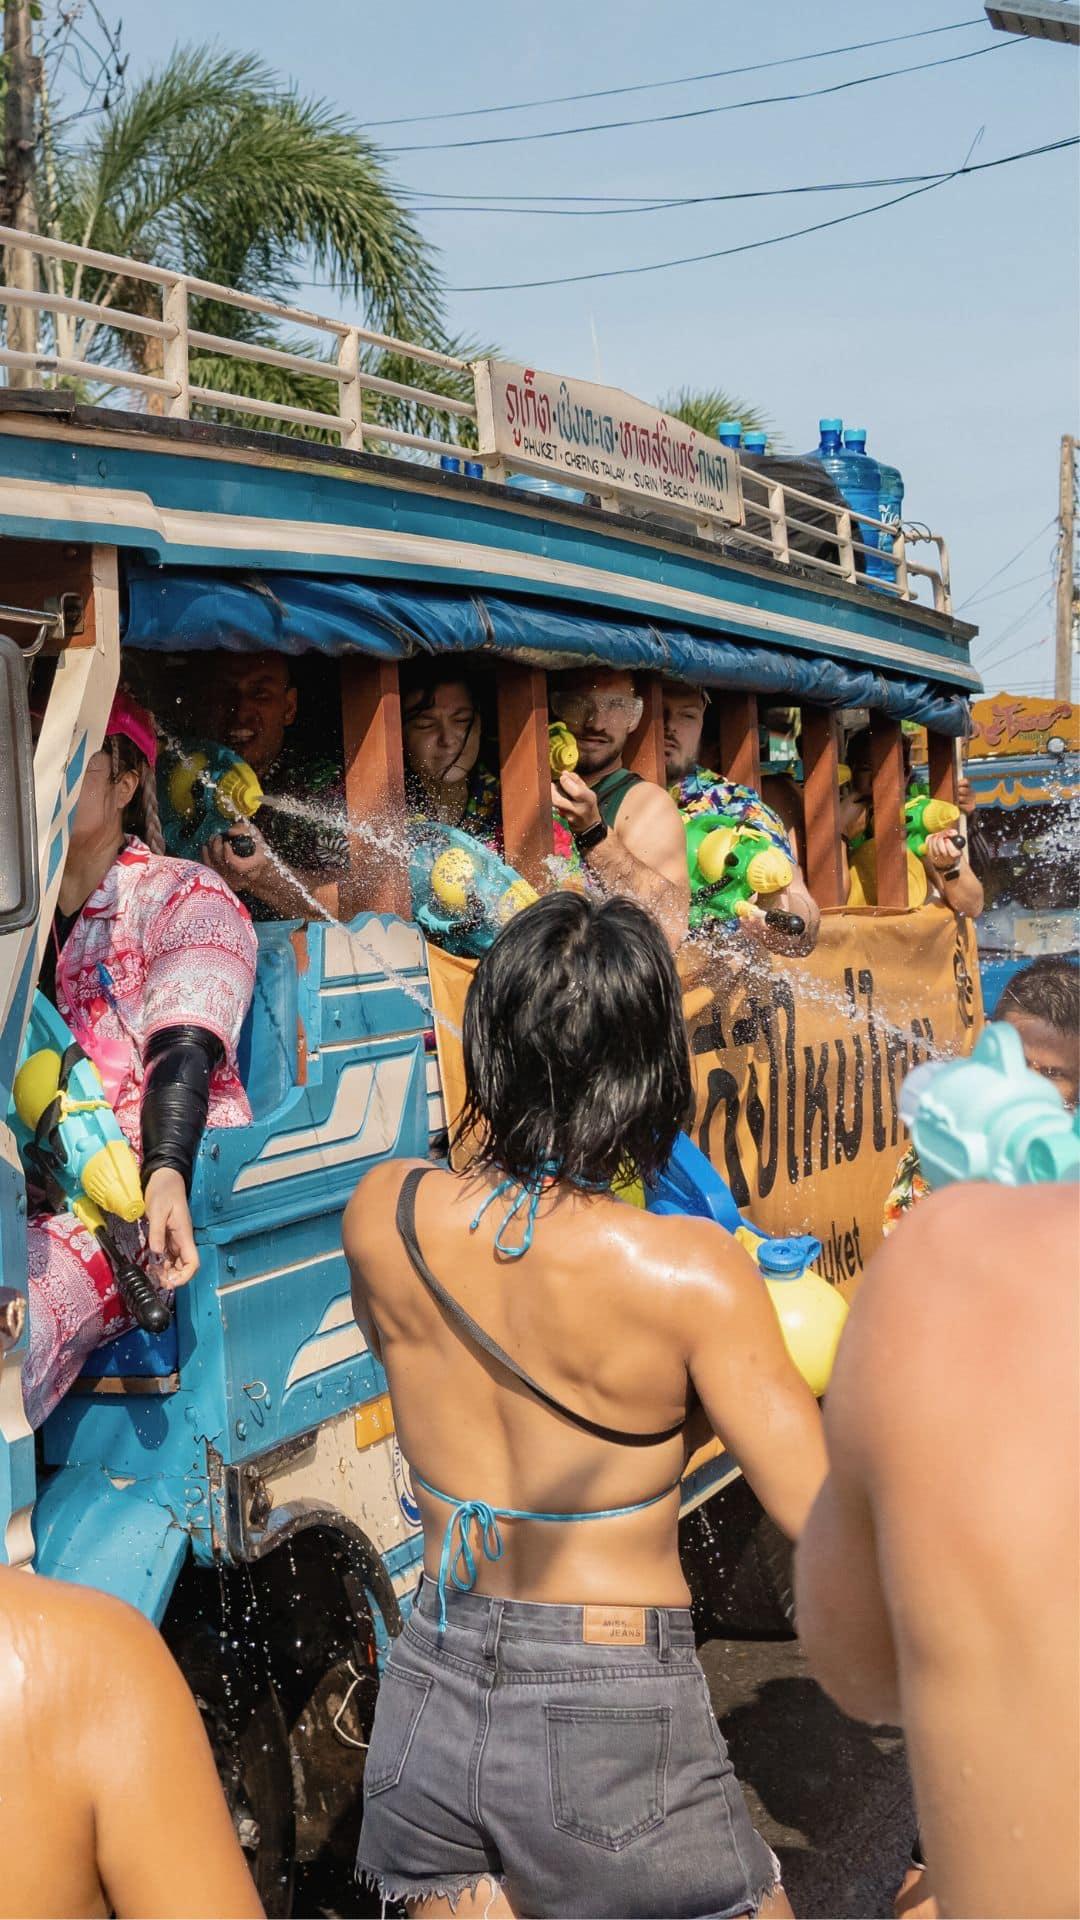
347, 1160, 826, 1611
0, 1566, 261, 1919
796, 1185, 1080, 1920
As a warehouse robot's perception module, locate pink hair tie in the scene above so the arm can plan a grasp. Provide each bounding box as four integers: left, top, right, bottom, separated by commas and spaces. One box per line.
106, 689, 158, 768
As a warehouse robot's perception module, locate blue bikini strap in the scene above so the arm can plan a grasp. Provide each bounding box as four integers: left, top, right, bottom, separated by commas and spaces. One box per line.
413, 1471, 681, 1632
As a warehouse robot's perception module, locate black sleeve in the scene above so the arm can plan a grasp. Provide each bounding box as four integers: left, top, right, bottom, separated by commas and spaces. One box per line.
140, 1025, 224, 1195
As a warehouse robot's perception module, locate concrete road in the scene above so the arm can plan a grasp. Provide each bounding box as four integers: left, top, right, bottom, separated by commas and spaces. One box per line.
701, 1630, 916, 1920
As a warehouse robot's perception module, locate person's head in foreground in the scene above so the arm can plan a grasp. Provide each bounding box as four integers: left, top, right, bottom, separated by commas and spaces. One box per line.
661, 680, 708, 786
994, 955, 1079, 1110
455, 889, 691, 1194
549, 666, 643, 780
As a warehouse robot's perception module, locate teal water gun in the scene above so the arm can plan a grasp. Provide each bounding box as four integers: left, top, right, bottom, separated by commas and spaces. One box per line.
903, 783, 964, 860
408, 824, 539, 958
157, 739, 264, 859
901, 1023, 1080, 1188
10, 994, 169, 1332
685, 812, 795, 931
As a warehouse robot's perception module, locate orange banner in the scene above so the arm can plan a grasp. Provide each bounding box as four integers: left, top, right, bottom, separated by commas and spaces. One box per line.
427, 905, 983, 1299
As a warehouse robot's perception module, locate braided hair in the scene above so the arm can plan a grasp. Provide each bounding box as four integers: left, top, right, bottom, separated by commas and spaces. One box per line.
106, 729, 167, 855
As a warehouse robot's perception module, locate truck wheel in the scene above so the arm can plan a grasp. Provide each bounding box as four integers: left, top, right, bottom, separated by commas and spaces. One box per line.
680, 1480, 796, 1638
168, 1620, 296, 1915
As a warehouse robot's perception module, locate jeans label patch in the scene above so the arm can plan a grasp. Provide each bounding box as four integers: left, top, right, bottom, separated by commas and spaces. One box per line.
582, 1606, 647, 1645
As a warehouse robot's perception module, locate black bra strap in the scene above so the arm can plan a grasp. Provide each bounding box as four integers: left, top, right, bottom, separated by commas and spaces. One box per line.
395, 1166, 685, 1448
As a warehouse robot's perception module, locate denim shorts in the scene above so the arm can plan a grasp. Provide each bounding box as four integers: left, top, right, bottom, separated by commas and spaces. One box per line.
357, 1579, 780, 1918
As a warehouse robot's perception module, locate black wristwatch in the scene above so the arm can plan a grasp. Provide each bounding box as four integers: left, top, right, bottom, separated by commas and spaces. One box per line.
573, 818, 608, 855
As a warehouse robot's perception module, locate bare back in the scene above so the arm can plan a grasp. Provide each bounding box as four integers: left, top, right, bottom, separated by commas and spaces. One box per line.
796, 1185, 1080, 1919
345, 1159, 826, 1606
0, 1568, 261, 1920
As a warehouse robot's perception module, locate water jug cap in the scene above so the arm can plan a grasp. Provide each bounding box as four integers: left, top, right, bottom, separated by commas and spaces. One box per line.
845, 427, 867, 442
719, 420, 742, 435
819, 417, 842, 433
757, 1234, 823, 1279
744, 430, 767, 447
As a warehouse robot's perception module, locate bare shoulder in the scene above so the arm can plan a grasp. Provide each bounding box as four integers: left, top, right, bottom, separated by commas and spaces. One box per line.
633, 1209, 767, 1317
0, 1566, 177, 1713
343, 1155, 429, 1256
620, 778, 682, 831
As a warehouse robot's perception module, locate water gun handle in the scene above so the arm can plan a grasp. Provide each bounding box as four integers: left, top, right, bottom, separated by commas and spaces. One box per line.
94, 1220, 172, 1336
763, 909, 807, 937
225, 831, 256, 858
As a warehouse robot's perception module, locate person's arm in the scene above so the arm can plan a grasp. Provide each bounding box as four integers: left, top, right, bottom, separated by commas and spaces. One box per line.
344, 1163, 395, 1364
553, 773, 690, 948
140, 1027, 224, 1287
743, 865, 820, 957
203, 826, 341, 917
681, 1224, 827, 1540
922, 828, 984, 917
89, 1600, 262, 1918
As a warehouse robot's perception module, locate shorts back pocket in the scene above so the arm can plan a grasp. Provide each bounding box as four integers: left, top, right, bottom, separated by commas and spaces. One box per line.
364, 1664, 432, 1795
546, 1703, 671, 1851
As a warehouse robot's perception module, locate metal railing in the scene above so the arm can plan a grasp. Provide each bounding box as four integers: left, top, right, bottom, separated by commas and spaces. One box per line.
0, 226, 952, 612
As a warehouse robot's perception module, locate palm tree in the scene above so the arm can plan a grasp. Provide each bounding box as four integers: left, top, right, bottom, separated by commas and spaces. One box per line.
32, 45, 480, 439
661, 386, 775, 448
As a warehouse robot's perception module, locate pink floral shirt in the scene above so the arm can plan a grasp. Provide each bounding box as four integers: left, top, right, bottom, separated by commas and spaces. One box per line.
55, 839, 257, 1155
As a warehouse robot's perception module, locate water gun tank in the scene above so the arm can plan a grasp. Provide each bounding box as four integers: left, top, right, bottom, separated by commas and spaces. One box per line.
740, 1230, 849, 1397
901, 1023, 1080, 1189
799, 418, 883, 582
158, 739, 263, 859
845, 428, 903, 584
409, 824, 539, 958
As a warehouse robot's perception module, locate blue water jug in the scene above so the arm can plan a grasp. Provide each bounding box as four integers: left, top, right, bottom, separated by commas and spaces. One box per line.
742, 430, 768, 455
845, 429, 902, 583
801, 418, 883, 585
718, 421, 743, 448
840, 428, 892, 583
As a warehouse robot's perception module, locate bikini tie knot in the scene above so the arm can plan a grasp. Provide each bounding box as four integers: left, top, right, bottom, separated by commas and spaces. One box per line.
435, 1498, 504, 1632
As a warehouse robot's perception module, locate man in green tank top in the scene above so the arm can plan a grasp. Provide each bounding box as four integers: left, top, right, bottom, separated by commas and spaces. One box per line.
549, 668, 689, 949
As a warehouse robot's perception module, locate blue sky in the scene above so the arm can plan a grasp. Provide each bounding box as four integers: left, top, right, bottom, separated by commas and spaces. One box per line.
118, 1, 1078, 698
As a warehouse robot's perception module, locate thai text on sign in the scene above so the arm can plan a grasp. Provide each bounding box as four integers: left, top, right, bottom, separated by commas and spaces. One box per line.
474, 360, 744, 528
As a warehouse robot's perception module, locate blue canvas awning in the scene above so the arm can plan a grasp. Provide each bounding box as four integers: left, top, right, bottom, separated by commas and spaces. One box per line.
123, 561, 973, 735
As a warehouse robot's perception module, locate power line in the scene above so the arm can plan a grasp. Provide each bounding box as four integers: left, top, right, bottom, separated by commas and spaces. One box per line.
955, 515, 1057, 607
448, 135, 1076, 293
963, 568, 1054, 608
404, 162, 996, 219
367, 19, 988, 128
977, 590, 1055, 672
386, 39, 1018, 155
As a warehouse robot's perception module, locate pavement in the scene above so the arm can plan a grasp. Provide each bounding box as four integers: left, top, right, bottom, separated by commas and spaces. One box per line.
700, 1630, 916, 1920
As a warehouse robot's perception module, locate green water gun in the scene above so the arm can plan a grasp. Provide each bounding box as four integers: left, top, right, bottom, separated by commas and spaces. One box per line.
904, 784, 963, 860
685, 813, 794, 930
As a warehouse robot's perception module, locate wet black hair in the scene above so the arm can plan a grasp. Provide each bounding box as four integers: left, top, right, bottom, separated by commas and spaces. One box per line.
453, 891, 692, 1190
399, 657, 479, 716
995, 956, 1080, 1043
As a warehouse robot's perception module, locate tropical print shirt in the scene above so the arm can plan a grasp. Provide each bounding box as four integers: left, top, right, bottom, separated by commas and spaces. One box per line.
882, 1144, 930, 1235
672, 766, 792, 855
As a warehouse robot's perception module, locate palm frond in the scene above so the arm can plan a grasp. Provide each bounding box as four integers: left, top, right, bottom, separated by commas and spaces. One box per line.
661, 387, 774, 445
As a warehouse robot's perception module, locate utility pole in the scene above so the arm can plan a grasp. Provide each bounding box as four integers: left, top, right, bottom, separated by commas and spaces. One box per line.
1055, 433, 1077, 700
3, 0, 42, 386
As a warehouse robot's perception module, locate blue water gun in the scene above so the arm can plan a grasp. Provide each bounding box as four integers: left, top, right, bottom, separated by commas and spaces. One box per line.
157, 738, 264, 860
901, 1022, 1080, 1188
646, 1132, 847, 1395
10, 994, 169, 1333
409, 824, 539, 959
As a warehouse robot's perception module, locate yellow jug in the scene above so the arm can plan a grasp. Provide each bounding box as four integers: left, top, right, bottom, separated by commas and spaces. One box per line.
736, 1226, 847, 1396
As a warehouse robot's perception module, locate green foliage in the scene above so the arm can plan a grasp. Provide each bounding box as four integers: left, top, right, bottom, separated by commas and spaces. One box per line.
35, 42, 480, 432
661, 386, 775, 447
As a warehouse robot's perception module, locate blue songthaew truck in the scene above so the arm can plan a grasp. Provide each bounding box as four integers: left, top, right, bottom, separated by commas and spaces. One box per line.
0, 230, 981, 1910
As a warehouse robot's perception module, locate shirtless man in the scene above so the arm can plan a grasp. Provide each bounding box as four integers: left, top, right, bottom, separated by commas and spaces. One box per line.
0, 1291, 261, 1919
662, 679, 820, 954
549, 667, 689, 947
795, 1186, 1079, 1920
345, 892, 825, 1917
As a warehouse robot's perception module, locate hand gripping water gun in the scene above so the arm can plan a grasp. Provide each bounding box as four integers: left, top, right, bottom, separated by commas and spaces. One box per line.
548, 721, 579, 777
409, 824, 539, 959
646, 1131, 847, 1394
684, 813, 795, 932
901, 1022, 1080, 1189
904, 784, 963, 861
158, 739, 264, 860
10, 994, 170, 1333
